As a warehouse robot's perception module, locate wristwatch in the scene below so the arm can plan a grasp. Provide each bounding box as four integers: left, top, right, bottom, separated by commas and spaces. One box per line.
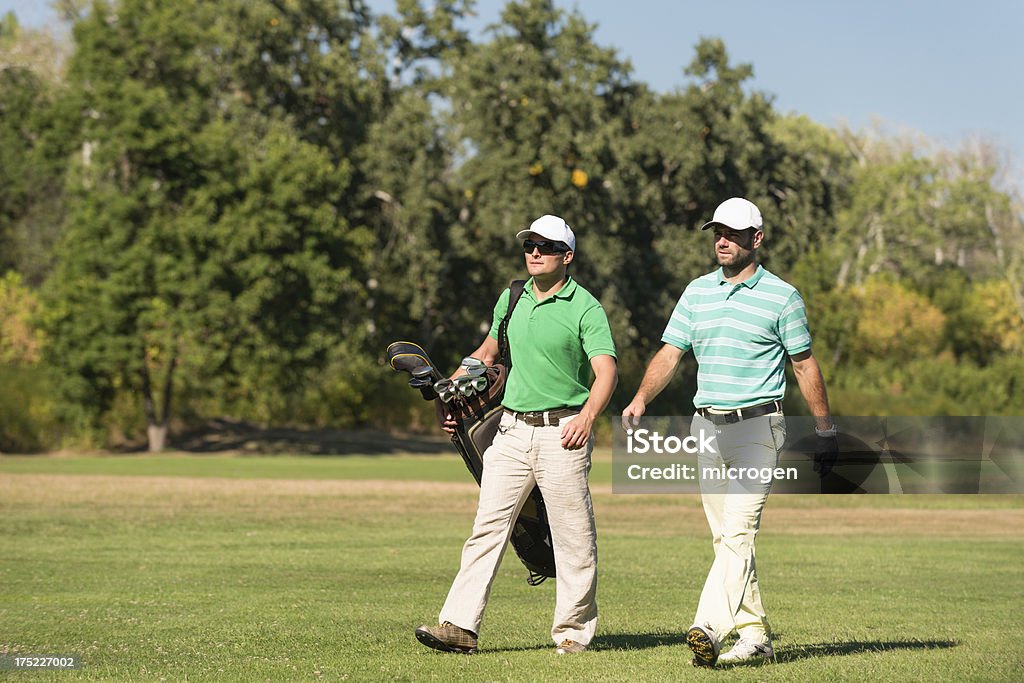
815, 423, 838, 438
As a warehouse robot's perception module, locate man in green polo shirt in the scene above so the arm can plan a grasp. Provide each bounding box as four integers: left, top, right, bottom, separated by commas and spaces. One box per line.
416, 214, 617, 655
622, 197, 838, 667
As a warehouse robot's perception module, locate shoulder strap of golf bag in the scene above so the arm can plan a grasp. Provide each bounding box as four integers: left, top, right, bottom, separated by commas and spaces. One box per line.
497, 280, 526, 369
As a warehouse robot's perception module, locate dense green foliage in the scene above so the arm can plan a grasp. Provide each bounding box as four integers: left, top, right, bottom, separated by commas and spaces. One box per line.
1, 0, 1022, 451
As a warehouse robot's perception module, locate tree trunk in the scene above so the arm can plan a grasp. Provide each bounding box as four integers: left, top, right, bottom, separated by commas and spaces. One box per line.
147, 424, 168, 453
140, 354, 159, 452
140, 348, 177, 454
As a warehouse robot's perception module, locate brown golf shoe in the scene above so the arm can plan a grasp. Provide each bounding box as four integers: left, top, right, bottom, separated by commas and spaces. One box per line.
555, 639, 586, 655
414, 622, 478, 654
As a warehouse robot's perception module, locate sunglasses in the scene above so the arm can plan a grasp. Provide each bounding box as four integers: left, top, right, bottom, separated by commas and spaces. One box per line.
523, 239, 570, 255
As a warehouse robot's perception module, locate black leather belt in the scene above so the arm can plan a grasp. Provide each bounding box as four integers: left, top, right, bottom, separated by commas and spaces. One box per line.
696, 400, 782, 425
505, 406, 582, 427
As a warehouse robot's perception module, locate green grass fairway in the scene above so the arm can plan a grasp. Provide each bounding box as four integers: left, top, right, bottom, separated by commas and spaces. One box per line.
1, 454, 1022, 681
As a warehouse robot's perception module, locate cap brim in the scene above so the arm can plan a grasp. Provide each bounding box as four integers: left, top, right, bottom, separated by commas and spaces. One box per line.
515, 229, 532, 240
700, 221, 760, 231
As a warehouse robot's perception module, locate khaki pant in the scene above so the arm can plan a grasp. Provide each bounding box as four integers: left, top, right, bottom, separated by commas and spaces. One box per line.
439, 410, 598, 645
690, 412, 786, 645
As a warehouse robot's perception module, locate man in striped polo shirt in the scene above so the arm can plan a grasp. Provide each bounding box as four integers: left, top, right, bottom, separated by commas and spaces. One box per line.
622, 197, 838, 667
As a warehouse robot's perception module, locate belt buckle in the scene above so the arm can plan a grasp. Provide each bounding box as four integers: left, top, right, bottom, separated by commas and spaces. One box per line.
724, 412, 740, 424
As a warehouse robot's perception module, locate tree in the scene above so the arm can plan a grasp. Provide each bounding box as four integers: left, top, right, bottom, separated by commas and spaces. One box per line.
437, 0, 647, 388
943, 278, 1024, 365
848, 276, 946, 364
44, 0, 371, 450
0, 12, 75, 283
0, 10, 69, 83
355, 0, 470, 352
0, 270, 60, 452
0, 271, 43, 365
833, 131, 1021, 292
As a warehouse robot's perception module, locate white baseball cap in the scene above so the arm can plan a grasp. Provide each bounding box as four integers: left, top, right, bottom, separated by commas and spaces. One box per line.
700, 197, 763, 232
516, 214, 576, 251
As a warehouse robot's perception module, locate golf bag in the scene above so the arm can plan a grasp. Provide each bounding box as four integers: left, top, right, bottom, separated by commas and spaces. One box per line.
386, 283, 556, 585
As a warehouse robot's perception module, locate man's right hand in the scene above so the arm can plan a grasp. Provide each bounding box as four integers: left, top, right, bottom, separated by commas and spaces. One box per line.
621, 397, 647, 430
434, 397, 459, 435
441, 409, 458, 435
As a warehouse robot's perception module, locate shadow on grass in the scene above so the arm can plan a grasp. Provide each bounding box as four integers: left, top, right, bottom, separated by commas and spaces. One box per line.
487, 636, 960, 657
484, 632, 682, 654
774, 639, 958, 663
590, 632, 684, 651
484, 643, 558, 654
143, 418, 453, 456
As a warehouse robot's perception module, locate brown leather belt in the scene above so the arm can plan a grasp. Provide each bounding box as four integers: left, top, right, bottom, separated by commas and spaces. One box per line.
504, 406, 582, 427
696, 400, 782, 425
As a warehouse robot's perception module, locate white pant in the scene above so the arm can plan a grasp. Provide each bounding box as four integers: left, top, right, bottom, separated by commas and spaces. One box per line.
439, 411, 598, 645
691, 412, 786, 644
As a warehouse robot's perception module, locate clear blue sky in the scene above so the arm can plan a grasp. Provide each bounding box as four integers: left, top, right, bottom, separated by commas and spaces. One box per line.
4, 0, 1022, 189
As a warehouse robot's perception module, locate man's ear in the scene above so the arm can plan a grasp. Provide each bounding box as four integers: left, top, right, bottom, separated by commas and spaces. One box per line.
752, 230, 764, 249
563, 250, 575, 266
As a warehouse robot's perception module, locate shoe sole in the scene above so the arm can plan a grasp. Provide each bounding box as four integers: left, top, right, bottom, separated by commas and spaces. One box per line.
719, 648, 774, 666
719, 654, 772, 665
415, 627, 477, 654
686, 627, 718, 667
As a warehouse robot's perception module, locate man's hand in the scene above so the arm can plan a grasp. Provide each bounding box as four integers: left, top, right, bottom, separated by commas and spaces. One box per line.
813, 430, 839, 476
436, 397, 458, 435
561, 411, 594, 450
621, 397, 647, 430
619, 345, 682, 431
438, 338, 499, 435
440, 408, 458, 435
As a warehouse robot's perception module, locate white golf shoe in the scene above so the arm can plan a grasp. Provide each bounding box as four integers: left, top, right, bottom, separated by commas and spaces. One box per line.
718, 638, 774, 664
685, 625, 721, 667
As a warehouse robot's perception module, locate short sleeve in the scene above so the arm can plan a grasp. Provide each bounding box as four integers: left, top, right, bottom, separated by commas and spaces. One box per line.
580, 305, 617, 359
661, 290, 694, 352
779, 291, 812, 355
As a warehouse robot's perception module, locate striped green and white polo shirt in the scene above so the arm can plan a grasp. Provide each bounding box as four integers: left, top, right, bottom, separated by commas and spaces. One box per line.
661, 265, 811, 409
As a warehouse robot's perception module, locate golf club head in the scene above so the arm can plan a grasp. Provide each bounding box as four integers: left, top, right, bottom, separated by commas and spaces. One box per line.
434, 379, 456, 403
454, 376, 478, 397
411, 365, 434, 380
460, 357, 486, 377
408, 376, 439, 400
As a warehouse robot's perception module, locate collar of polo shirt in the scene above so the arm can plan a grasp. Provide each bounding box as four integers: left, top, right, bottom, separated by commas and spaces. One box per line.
526, 275, 578, 301
717, 264, 766, 288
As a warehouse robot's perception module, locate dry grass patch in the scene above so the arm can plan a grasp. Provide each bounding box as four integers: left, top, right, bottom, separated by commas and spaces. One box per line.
3, 473, 1019, 539
0, 474, 481, 525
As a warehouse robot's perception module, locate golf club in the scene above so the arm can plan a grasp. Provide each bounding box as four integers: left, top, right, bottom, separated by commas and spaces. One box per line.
434, 378, 456, 403
460, 357, 487, 378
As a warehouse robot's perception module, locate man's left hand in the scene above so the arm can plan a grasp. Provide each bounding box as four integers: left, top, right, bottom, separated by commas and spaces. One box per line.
814, 432, 839, 476
561, 412, 594, 450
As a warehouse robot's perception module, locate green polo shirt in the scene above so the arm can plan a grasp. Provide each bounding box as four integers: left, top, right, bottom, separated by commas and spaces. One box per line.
488, 276, 616, 412
661, 265, 811, 409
